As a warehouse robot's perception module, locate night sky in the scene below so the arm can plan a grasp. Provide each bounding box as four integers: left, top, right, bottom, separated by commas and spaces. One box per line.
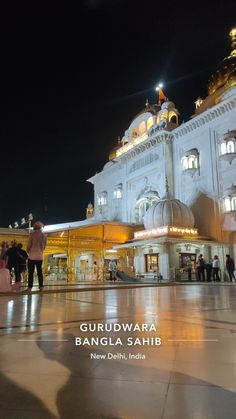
0, 0, 235, 227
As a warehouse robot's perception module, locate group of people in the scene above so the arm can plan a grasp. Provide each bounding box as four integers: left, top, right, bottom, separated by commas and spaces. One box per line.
0, 221, 47, 292
0, 241, 28, 283
186, 254, 236, 282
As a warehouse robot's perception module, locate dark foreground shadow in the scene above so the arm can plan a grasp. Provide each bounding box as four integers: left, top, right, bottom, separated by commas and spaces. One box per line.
0, 371, 56, 418
35, 332, 236, 419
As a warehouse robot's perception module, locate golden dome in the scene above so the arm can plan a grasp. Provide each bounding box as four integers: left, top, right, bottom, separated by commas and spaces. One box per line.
208, 28, 236, 95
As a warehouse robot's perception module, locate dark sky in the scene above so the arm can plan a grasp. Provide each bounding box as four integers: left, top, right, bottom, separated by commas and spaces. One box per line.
0, 0, 235, 227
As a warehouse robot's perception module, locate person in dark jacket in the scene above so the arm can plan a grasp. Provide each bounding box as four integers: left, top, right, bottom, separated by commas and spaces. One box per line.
197, 254, 205, 281
6, 241, 21, 283
205, 259, 213, 282
17, 243, 28, 282
226, 254, 235, 282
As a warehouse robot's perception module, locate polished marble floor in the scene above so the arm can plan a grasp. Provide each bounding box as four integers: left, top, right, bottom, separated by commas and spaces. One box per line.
1, 284, 236, 418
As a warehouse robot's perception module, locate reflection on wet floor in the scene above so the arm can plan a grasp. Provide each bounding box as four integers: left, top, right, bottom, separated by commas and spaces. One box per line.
1, 284, 236, 418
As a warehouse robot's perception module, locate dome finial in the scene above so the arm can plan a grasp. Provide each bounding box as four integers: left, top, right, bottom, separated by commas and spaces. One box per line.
230, 28, 236, 56
165, 176, 169, 193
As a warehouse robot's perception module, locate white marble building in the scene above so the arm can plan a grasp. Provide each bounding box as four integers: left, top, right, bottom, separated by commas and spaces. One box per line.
88, 29, 236, 279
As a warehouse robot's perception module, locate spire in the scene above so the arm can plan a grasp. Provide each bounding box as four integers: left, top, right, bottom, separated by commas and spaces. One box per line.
145, 98, 149, 108
230, 28, 236, 56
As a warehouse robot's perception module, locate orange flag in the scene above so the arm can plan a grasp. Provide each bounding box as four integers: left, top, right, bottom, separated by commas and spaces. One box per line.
158, 88, 168, 103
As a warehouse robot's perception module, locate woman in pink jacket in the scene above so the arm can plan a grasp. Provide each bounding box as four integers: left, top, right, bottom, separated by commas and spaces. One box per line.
26, 221, 47, 292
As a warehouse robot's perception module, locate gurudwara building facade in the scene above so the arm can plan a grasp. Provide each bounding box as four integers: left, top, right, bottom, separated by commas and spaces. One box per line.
1, 29, 236, 281
86, 28, 236, 280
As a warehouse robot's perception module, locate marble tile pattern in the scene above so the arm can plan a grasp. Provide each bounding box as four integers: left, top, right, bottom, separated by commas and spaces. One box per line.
0, 284, 236, 418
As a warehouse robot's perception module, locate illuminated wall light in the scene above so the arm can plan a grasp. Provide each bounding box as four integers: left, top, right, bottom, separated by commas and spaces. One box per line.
134, 226, 198, 239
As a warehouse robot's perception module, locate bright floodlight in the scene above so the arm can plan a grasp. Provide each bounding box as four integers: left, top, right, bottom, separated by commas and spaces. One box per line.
155, 83, 163, 91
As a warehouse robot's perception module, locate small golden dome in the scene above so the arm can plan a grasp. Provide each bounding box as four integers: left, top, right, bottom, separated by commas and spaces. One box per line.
109, 136, 122, 160
208, 28, 236, 95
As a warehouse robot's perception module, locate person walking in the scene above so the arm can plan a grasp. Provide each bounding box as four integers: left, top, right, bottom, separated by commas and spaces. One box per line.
26, 221, 47, 291
196, 254, 205, 281
212, 255, 220, 282
226, 254, 235, 282
109, 259, 116, 281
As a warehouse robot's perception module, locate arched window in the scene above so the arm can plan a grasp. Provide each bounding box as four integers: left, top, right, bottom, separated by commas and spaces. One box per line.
135, 191, 160, 223
188, 155, 197, 169
139, 121, 146, 134
169, 111, 178, 125
224, 198, 231, 212
227, 140, 235, 154
181, 149, 199, 171
114, 184, 122, 199
220, 143, 227, 155
170, 115, 177, 124
147, 117, 154, 131
97, 192, 107, 206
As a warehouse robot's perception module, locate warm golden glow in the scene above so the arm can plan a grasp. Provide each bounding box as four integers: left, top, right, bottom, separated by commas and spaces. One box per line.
160, 111, 167, 121
230, 28, 236, 37
134, 226, 198, 239
116, 133, 148, 157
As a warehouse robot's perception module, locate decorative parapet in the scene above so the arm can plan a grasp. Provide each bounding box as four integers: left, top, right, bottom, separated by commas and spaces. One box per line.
174, 96, 236, 139
116, 131, 174, 162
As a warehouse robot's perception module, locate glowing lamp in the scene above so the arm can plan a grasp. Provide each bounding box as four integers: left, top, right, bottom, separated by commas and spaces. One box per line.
156, 83, 163, 91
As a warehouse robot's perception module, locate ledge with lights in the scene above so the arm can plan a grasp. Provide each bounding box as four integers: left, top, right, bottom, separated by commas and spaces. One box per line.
134, 226, 198, 240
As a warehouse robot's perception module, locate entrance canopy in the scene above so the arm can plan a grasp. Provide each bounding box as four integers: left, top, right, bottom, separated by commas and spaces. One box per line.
113, 235, 217, 249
